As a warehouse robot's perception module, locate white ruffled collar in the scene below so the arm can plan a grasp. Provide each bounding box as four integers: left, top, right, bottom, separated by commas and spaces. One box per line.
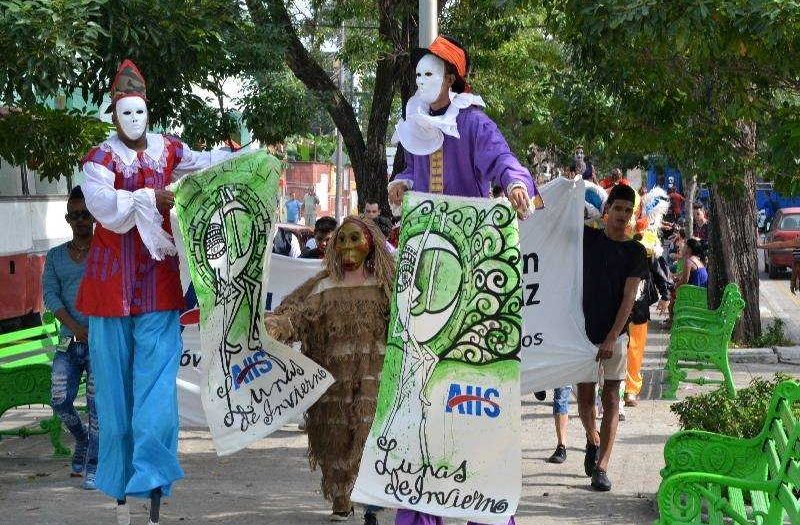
392, 91, 485, 155
105, 133, 165, 166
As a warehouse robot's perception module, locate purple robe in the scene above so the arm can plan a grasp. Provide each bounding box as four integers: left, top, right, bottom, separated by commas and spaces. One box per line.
396, 106, 537, 199
395, 509, 516, 525
393, 105, 523, 525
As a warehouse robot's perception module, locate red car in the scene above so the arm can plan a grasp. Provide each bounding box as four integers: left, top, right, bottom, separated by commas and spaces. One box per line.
764, 207, 800, 278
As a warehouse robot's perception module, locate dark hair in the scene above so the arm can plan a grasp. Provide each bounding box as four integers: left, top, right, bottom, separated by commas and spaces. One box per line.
685, 238, 707, 262
68, 186, 84, 201
582, 162, 594, 180
607, 183, 637, 206
568, 161, 577, 172
371, 215, 392, 237
491, 185, 502, 198
365, 199, 380, 207
314, 216, 337, 235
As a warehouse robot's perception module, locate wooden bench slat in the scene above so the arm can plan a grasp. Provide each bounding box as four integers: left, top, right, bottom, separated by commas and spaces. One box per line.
708, 484, 724, 525
765, 440, 782, 479
1, 352, 52, 368
787, 460, 800, 486
750, 489, 770, 525
0, 324, 58, 346
778, 399, 797, 434
0, 338, 58, 361
771, 419, 789, 458
727, 487, 747, 521
776, 484, 799, 523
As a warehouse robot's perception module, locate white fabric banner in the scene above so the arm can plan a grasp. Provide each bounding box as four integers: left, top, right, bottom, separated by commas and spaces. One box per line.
519, 177, 599, 392
175, 252, 323, 428
352, 192, 522, 524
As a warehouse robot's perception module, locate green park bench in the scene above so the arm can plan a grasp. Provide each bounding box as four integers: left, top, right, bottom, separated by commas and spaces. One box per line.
663, 284, 745, 400
0, 313, 69, 457
655, 380, 800, 525
672, 283, 742, 327
674, 283, 712, 312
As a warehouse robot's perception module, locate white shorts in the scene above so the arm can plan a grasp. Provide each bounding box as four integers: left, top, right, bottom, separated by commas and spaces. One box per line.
598, 334, 628, 382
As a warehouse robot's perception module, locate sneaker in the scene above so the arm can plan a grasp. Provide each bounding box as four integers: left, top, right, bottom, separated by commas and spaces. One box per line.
330, 508, 354, 522
534, 391, 546, 401
71, 438, 88, 474
547, 444, 567, 464
584, 442, 599, 477
83, 471, 97, 490
624, 393, 639, 407
116, 503, 131, 525
591, 468, 612, 491
364, 511, 379, 525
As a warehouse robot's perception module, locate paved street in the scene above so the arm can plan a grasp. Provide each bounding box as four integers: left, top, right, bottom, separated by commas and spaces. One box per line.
758, 247, 800, 343
1, 267, 799, 525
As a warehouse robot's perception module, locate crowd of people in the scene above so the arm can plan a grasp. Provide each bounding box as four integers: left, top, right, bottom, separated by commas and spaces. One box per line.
38, 37, 716, 525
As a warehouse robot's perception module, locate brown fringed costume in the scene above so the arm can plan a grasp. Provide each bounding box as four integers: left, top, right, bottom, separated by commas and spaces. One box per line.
270, 216, 394, 513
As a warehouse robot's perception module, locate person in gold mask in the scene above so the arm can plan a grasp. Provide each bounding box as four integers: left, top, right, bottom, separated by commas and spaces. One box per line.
264, 216, 395, 524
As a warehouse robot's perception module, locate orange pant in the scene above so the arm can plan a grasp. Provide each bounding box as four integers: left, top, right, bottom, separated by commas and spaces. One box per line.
625, 321, 649, 395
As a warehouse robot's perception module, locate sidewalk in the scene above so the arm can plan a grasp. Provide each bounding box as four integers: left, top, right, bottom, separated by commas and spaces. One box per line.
0, 319, 795, 525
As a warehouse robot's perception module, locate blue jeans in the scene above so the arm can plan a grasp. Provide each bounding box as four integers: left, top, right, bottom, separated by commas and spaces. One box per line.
552, 386, 572, 415
51, 341, 98, 475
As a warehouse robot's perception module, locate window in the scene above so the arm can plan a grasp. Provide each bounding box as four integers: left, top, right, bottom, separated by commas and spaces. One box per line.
780, 215, 800, 231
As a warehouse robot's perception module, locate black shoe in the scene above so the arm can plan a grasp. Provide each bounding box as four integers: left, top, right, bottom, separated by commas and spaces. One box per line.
591, 468, 612, 491
584, 442, 599, 477
364, 511, 378, 525
534, 391, 546, 401
547, 444, 567, 464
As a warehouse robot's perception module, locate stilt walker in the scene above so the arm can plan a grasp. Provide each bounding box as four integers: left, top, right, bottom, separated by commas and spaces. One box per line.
77, 59, 235, 525
387, 35, 538, 525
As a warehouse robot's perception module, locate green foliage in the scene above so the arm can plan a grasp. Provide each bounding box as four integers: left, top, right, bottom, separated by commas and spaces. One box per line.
749, 318, 793, 347
670, 373, 796, 439
0, 105, 111, 181
0, 0, 107, 102
241, 72, 314, 145
174, 95, 239, 151
544, 0, 800, 188
285, 134, 336, 163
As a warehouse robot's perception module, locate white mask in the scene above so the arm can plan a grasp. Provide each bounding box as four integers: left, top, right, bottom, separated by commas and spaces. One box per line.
415, 54, 446, 104
115, 96, 148, 141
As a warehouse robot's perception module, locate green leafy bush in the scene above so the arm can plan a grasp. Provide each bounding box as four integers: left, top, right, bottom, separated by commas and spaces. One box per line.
670, 373, 796, 439
750, 318, 793, 347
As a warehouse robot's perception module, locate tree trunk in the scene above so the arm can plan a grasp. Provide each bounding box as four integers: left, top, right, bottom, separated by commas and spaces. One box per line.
707, 171, 761, 343
248, 0, 417, 215
684, 169, 696, 238
390, 11, 418, 181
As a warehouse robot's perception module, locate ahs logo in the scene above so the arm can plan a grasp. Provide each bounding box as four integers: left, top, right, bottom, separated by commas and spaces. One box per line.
445, 384, 501, 418
231, 350, 273, 390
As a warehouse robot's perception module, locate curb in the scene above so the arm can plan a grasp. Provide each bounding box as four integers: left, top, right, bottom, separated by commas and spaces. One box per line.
728, 348, 778, 364
775, 346, 800, 365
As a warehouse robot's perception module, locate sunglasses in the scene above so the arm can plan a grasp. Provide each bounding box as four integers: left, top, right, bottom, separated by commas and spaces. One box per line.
65, 210, 95, 222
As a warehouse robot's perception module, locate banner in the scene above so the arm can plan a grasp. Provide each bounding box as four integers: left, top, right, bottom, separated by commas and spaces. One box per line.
519, 177, 599, 392
172, 151, 333, 454
174, 254, 324, 428
352, 192, 523, 524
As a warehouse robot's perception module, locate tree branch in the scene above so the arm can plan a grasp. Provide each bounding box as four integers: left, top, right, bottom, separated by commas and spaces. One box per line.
246, 0, 367, 173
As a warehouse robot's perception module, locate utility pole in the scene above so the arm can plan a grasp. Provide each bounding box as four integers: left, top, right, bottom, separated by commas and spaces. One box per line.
334, 24, 346, 221
419, 0, 437, 46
